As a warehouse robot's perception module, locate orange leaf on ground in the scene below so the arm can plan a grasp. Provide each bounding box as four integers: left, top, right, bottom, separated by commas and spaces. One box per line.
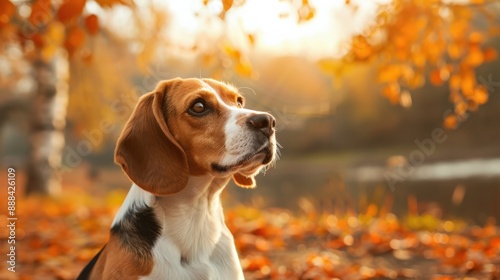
45, 22, 65, 45
32, 33, 45, 48
0, 0, 15, 27
29, 0, 52, 27
241, 255, 271, 271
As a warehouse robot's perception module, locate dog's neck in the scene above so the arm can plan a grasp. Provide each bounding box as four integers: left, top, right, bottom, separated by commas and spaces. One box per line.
154, 175, 232, 261
156, 175, 230, 214
112, 175, 230, 225
111, 175, 232, 262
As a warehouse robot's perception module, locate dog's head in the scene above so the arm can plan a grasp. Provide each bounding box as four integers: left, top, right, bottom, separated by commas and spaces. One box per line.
115, 78, 277, 195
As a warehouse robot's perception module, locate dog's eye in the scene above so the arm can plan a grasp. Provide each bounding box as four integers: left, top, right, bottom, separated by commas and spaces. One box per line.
188, 100, 209, 116
192, 102, 205, 113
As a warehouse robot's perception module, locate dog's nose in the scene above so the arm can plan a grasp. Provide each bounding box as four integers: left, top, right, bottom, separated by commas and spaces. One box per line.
247, 113, 276, 137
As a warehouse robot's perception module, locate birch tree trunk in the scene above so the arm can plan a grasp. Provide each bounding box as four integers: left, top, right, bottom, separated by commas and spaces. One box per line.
26, 50, 69, 195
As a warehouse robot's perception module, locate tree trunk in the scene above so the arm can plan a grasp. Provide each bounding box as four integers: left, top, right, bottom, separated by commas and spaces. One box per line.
26, 50, 69, 196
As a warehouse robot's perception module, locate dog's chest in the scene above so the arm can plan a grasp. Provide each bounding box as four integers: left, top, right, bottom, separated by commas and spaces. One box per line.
143, 203, 243, 280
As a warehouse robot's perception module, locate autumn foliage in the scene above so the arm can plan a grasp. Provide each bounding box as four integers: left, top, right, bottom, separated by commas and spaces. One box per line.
208, 0, 500, 129
0, 0, 131, 62
338, 0, 498, 128
1, 185, 499, 279
1, 0, 499, 127
0, 1, 499, 278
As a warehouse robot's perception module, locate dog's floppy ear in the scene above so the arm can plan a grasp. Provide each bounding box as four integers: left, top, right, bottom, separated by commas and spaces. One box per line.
115, 80, 188, 195
232, 173, 256, 189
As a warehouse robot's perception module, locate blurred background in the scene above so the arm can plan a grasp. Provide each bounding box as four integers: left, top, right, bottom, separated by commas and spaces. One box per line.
0, 0, 500, 278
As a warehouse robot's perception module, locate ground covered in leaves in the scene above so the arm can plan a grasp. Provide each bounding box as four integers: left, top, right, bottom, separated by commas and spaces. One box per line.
0, 187, 499, 280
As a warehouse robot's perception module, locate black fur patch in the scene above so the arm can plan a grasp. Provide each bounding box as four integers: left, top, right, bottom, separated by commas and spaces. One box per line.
111, 205, 161, 258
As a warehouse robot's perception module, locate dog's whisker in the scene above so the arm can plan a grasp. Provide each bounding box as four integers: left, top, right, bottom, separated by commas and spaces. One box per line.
237, 86, 257, 96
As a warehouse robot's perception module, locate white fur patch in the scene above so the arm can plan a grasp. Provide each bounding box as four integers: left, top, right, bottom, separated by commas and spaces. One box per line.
140, 175, 244, 280
111, 184, 154, 227
207, 86, 268, 167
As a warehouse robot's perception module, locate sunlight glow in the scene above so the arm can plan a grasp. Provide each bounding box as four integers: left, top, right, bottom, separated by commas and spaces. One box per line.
164, 0, 391, 59
227, 0, 348, 58
96, 0, 392, 59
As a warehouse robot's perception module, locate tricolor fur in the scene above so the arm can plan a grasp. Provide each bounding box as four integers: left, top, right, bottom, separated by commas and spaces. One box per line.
77, 78, 277, 280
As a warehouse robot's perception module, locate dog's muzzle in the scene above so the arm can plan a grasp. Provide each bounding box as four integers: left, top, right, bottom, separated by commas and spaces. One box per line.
247, 113, 276, 165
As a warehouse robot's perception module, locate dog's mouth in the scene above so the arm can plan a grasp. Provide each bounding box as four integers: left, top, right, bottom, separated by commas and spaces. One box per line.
211, 144, 275, 174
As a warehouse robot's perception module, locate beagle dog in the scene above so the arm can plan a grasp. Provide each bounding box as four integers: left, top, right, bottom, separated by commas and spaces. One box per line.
77, 78, 277, 280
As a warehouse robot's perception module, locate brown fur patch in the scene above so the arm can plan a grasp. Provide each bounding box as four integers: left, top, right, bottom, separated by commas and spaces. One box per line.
165, 78, 245, 176
89, 238, 154, 279
202, 79, 244, 107
114, 79, 189, 195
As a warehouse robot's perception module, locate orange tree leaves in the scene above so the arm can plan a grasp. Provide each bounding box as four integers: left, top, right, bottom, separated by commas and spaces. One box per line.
207, 0, 498, 127
297, 0, 316, 23
84, 14, 99, 35
64, 26, 86, 55
57, 0, 86, 24
341, 0, 499, 129
95, 0, 133, 8
221, 0, 233, 18
0, 0, 129, 61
